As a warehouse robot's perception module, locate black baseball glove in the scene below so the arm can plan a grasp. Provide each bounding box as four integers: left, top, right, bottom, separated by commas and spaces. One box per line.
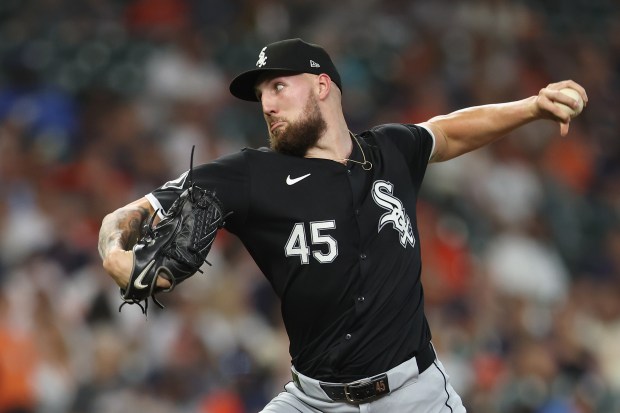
120, 184, 228, 314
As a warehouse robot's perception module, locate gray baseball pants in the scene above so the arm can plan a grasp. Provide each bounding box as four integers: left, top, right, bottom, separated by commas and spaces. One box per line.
260, 349, 467, 412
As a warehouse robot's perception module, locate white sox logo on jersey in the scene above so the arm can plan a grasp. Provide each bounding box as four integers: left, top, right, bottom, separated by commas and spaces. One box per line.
372, 180, 415, 248
256, 47, 268, 67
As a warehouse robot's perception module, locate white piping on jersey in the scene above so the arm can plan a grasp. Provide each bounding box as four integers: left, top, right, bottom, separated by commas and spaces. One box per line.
145, 193, 166, 220
415, 123, 436, 161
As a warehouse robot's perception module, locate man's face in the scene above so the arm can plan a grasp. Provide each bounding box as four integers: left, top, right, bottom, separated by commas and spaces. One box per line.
256, 73, 327, 157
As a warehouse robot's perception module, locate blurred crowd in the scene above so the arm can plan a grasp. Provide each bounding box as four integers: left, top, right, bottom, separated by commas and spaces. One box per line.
0, 0, 619, 412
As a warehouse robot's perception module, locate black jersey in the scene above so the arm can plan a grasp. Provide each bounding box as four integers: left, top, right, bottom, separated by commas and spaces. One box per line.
147, 123, 436, 382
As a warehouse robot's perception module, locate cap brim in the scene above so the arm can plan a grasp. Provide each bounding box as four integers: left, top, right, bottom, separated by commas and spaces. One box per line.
229, 68, 301, 102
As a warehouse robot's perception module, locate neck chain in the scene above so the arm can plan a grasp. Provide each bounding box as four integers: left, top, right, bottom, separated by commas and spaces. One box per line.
343, 131, 372, 170
304, 131, 373, 170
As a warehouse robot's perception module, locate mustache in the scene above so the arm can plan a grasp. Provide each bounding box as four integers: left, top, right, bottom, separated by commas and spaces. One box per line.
266, 115, 285, 123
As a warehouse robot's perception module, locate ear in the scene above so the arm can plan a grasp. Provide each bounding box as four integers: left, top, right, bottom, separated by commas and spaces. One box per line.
316, 73, 332, 100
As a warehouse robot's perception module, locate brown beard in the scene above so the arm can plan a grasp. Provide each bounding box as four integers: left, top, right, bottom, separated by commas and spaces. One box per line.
269, 93, 327, 157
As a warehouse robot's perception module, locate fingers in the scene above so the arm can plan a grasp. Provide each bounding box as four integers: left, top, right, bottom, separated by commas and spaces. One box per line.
156, 274, 172, 289
547, 79, 588, 106
560, 121, 570, 137
536, 80, 587, 137
537, 90, 573, 123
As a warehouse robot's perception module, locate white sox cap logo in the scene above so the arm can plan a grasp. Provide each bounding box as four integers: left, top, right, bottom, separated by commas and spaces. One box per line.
256, 47, 268, 67
230, 38, 342, 102
372, 180, 415, 248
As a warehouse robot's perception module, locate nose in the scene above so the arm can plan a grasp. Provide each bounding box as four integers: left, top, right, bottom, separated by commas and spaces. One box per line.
261, 93, 277, 116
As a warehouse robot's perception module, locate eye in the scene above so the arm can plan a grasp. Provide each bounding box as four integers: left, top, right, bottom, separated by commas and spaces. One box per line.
275, 83, 284, 93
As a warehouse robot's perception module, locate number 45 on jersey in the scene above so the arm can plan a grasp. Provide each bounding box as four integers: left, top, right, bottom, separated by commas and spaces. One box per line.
285, 220, 338, 264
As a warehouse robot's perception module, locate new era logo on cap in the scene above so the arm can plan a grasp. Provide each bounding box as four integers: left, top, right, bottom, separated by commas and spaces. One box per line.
229, 38, 342, 102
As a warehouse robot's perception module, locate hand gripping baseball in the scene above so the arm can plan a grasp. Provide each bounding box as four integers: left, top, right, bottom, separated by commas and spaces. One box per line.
120, 147, 230, 314
536, 80, 588, 136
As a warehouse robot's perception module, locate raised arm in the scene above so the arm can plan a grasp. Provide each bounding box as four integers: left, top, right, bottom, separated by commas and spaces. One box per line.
424, 80, 588, 163
98, 197, 156, 289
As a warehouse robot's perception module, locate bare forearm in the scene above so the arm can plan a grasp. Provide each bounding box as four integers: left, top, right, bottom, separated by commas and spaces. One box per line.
98, 198, 153, 259
424, 80, 588, 162
425, 97, 536, 162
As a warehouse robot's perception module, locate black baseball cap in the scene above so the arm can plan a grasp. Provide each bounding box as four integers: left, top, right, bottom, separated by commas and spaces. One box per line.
229, 38, 342, 102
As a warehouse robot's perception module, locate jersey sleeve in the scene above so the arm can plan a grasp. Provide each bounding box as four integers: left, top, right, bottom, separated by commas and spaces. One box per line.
145, 150, 249, 233
371, 123, 435, 190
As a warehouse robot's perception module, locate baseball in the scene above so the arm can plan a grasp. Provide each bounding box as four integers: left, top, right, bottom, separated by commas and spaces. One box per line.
555, 87, 584, 118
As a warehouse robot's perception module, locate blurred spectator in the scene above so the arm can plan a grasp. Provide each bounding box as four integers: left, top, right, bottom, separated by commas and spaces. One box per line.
484, 225, 570, 305
0, 53, 77, 164
0, 291, 38, 413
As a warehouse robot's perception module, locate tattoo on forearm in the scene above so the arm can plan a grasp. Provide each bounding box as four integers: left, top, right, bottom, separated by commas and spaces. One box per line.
98, 206, 150, 259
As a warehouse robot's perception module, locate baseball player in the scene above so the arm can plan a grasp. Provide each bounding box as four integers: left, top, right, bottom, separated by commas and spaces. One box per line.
99, 38, 587, 412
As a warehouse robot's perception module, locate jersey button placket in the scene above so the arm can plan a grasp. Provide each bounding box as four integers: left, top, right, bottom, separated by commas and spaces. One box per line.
348, 163, 365, 345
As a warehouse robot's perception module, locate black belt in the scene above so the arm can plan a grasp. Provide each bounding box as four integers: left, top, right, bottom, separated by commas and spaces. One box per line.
295, 342, 436, 404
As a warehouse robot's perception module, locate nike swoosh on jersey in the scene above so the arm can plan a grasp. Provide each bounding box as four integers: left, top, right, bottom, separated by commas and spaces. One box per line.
286, 173, 311, 185
134, 259, 156, 289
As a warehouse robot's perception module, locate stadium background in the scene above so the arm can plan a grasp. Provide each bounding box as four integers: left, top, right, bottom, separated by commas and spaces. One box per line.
0, 0, 619, 412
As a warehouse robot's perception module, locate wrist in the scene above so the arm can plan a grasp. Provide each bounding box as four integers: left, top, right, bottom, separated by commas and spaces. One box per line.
103, 249, 133, 289
525, 95, 542, 120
